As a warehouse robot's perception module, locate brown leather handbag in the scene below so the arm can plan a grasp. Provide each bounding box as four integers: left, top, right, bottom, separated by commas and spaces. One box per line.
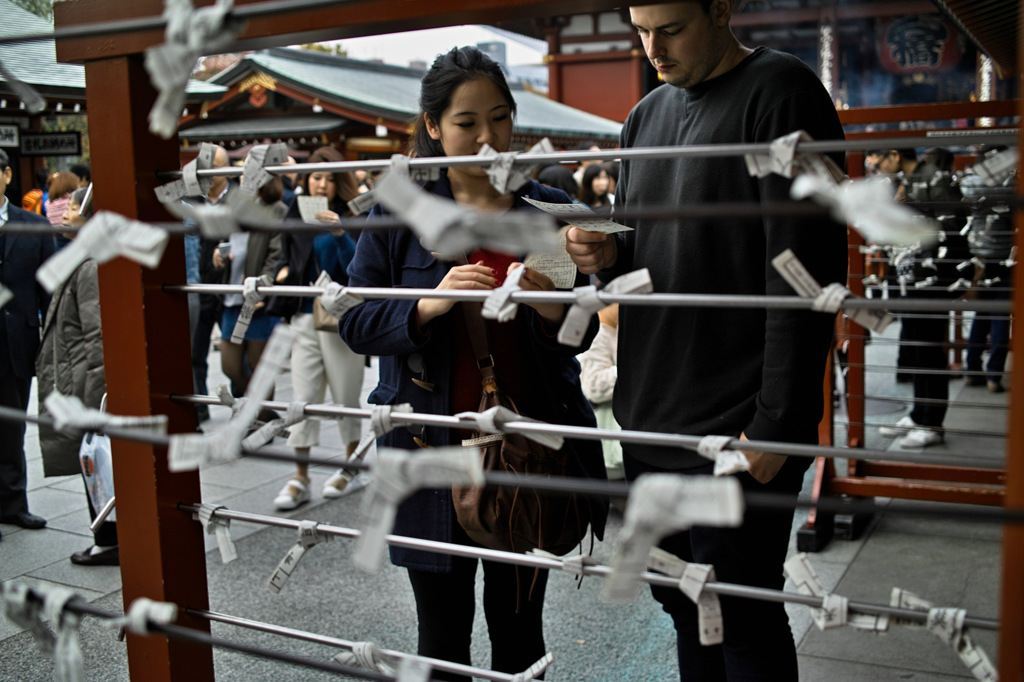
451, 300, 592, 556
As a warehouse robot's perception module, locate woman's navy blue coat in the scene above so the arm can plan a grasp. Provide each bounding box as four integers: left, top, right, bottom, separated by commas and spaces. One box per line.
340, 173, 608, 572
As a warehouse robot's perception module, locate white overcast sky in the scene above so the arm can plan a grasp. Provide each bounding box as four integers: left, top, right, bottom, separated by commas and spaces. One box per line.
322, 25, 547, 68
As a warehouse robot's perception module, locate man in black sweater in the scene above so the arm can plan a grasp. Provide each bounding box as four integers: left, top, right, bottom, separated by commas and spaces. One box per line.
567, 1, 848, 679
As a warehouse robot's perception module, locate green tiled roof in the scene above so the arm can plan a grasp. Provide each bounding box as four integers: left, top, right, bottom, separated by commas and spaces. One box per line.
181, 114, 345, 138
213, 47, 622, 140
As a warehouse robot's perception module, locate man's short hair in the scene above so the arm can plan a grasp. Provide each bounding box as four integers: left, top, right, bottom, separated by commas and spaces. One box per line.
0, 149, 8, 170
70, 163, 91, 182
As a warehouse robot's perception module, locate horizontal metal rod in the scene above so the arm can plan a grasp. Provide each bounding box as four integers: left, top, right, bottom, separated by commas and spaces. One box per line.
168, 132, 1019, 180
172, 394, 1006, 470
149, 621, 393, 680
848, 393, 1008, 410
177, 504, 1001, 630
188, 609, 531, 682
163, 283, 1013, 313
849, 364, 1010, 377
10, 582, 393, 680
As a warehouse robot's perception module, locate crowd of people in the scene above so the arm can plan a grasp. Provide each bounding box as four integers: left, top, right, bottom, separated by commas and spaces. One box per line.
0, 2, 1013, 680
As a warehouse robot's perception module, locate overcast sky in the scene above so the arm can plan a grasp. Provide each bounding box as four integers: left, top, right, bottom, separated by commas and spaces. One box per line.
322, 25, 547, 68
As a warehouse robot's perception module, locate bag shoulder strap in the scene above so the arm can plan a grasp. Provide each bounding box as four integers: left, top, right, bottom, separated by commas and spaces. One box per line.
454, 253, 497, 386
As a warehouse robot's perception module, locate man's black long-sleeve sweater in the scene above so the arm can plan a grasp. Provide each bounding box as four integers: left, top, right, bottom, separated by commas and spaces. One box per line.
604, 46, 848, 469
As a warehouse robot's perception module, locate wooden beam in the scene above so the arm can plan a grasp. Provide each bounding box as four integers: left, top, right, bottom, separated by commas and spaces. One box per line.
85, 55, 213, 681
55, 0, 626, 63
838, 99, 1019, 125
731, 1, 938, 27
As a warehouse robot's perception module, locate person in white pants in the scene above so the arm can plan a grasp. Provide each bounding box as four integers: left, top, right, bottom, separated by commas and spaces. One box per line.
271, 149, 366, 510
275, 311, 365, 509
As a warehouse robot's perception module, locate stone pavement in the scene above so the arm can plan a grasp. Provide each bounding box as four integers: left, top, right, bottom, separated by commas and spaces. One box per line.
0, 319, 1009, 680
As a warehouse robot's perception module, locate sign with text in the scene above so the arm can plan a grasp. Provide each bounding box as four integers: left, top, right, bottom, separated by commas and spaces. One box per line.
0, 125, 18, 148
21, 132, 81, 156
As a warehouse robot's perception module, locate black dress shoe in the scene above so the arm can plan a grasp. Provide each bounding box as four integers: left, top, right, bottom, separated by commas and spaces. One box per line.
1, 511, 47, 529
70, 546, 119, 566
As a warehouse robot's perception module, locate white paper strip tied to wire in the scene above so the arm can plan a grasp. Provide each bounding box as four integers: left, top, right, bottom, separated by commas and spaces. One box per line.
239, 143, 289, 198
2, 582, 56, 652
354, 447, 484, 573
44, 587, 83, 682
772, 248, 894, 334
396, 658, 433, 682
267, 520, 334, 593
155, 142, 218, 204
166, 190, 288, 240
695, 435, 750, 476
375, 155, 559, 258
783, 553, 852, 631
332, 641, 400, 676
0, 60, 46, 114
482, 264, 526, 322
193, 503, 238, 564
529, 548, 600, 577
972, 148, 1018, 187
791, 173, 940, 248
169, 325, 296, 471
889, 588, 998, 682
241, 401, 307, 450
315, 270, 365, 320
647, 547, 724, 645
456, 405, 565, 450
603, 474, 744, 604
44, 392, 169, 439
2, 582, 84, 681
478, 138, 554, 194
115, 597, 179, 637
36, 212, 171, 293
144, 0, 245, 138
744, 130, 845, 183
558, 268, 653, 347
230, 274, 273, 344
338, 403, 415, 489
347, 189, 378, 216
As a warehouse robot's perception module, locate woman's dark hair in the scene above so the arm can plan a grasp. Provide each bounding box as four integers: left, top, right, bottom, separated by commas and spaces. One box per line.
579, 163, 610, 208
409, 46, 517, 158
69, 187, 94, 220
304, 146, 360, 210
537, 164, 578, 199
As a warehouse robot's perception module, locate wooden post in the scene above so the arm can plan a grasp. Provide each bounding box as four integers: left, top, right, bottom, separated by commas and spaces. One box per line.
997, 6, 1024, 676
84, 55, 213, 681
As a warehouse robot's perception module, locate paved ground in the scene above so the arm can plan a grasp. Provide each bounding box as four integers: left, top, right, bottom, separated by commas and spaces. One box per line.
0, 318, 1009, 680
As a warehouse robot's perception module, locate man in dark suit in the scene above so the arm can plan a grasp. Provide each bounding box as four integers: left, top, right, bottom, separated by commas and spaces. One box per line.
0, 149, 56, 539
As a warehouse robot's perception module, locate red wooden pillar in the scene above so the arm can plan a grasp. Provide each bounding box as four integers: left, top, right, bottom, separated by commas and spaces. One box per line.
84, 55, 213, 681
998, 6, 1024, 676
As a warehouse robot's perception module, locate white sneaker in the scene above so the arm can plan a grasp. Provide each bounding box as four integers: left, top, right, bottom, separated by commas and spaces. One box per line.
899, 428, 944, 449
322, 470, 370, 499
322, 469, 353, 498
273, 477, 311, 510
878, 415, 915, 437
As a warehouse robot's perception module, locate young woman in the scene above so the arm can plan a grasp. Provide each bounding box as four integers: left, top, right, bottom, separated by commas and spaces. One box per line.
578, 163, 614, 215
339, 46, 607, 679
211, 178, 284, 399
37, 188, 117, 565
271, 146, 366, 510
